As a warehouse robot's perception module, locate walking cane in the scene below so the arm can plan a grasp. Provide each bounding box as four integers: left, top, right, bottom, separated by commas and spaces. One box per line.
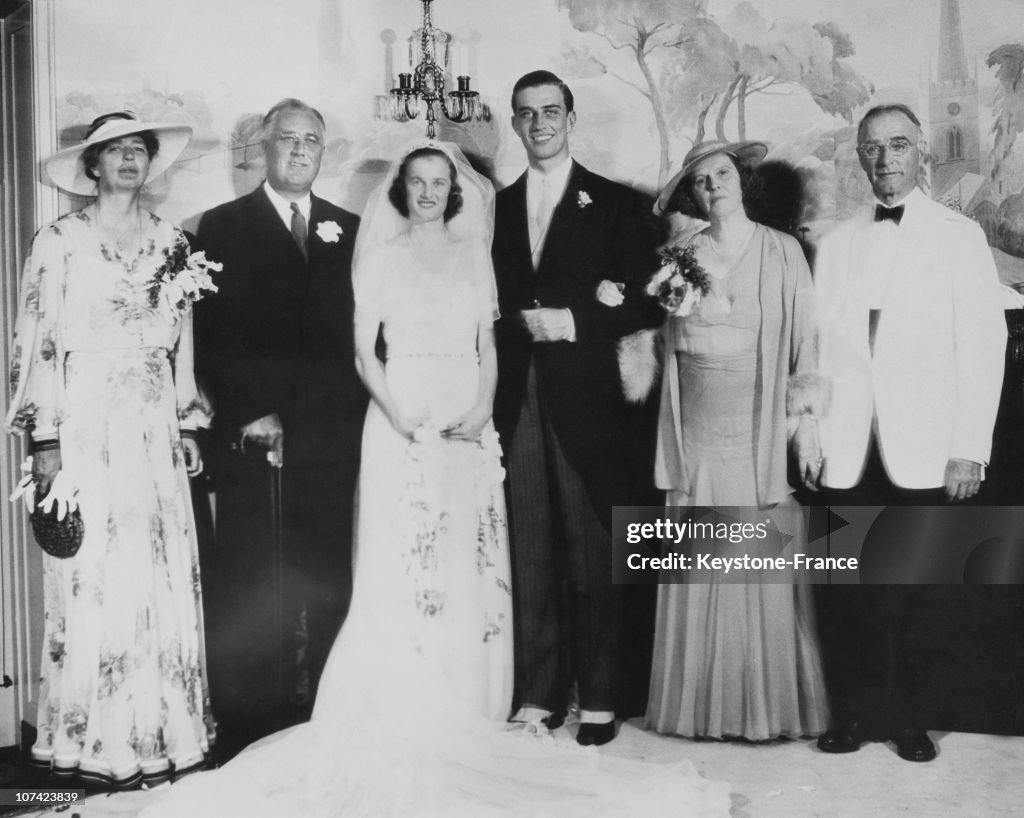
267, 447, 285, 718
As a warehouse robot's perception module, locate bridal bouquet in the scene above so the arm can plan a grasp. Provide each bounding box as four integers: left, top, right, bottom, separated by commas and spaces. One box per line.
147, 234, 221, 320
646, 244, 710, 318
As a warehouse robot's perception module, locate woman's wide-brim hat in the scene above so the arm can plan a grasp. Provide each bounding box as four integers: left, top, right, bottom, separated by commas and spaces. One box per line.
45, 113, 193, 197
654, 139, 768, 215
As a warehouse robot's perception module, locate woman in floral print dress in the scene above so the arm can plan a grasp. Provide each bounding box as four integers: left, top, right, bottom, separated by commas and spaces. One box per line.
5, 113, 216, 788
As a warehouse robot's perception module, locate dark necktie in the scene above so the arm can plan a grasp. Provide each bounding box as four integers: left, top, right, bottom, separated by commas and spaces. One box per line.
290, 201, 308, 261
874, 204, 904, 225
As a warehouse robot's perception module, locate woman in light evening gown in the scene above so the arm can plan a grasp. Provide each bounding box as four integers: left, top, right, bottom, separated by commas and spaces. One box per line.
133, 141, 729, 818
641, 141, 830, 741
5, 113, 215, 787
346, 144, 514, 723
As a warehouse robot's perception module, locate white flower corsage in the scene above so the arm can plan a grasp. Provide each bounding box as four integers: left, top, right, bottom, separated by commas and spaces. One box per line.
646, 243, 710, 318
316, 220, 344, 243
577, 191, 593, 208
148, 246, 221, 320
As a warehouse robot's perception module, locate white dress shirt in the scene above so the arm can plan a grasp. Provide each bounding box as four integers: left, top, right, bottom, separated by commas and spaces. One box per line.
864, 188, 922, 308
263, 181, 311, 232
527, 158, 573, 269
525, 159, 577, 342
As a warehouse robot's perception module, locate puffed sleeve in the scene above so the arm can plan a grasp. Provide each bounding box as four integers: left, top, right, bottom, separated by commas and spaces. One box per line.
5, 223, 69, 442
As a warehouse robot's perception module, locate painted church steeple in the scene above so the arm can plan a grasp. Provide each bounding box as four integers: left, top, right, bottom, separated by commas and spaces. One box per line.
929, 0, 980, 195
937, 0, 969, 82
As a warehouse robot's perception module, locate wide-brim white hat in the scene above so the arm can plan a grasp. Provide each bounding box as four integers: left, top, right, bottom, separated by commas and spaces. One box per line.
654, 140, 768, 216
45, 114, 193, 197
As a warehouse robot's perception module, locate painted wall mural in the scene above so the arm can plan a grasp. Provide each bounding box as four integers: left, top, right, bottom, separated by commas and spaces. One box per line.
47, 0, 1024, 285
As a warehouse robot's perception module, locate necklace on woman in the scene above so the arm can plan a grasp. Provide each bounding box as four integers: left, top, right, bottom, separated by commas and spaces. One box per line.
707, 223, 756, 258
93, 204, 142, 256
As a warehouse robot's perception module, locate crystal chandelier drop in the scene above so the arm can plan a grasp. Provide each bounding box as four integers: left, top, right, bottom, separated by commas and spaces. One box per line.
391, 0, 483, 138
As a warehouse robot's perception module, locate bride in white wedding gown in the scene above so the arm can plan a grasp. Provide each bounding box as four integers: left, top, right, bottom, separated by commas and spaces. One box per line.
134, 142, 730, 818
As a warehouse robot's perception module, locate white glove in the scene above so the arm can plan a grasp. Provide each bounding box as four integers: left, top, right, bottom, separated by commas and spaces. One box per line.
8, 457, 79, 520
38, 471, 79, 521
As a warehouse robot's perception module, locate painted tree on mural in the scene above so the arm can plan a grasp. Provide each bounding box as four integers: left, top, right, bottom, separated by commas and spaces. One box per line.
61, 89, 219, 153
985, 44, 1024, 258
562, 0, 873, 185
987, 44, 1024, 187
688, 8, 871, 143
559, 0, 709, 184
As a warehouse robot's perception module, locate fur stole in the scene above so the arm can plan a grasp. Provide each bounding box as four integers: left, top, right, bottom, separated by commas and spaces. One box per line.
618, 326, 663, 404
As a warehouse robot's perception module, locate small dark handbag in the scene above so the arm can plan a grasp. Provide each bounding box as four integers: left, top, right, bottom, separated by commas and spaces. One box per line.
30, 489, 84, 559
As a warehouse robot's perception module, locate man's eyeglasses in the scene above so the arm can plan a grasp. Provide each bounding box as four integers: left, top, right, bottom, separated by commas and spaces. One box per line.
276, 132, 323, 151
856, 138, 915, 159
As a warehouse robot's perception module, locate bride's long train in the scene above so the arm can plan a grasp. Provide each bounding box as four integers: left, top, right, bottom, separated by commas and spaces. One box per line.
134, 624, 732, 817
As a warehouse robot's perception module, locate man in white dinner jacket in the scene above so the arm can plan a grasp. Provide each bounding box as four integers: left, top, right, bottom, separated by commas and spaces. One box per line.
812, 103, 1006, 762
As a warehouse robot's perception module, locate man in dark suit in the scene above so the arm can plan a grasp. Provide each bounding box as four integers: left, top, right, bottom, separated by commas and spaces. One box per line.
195, 98, 365, 752
492, 70, 663, 746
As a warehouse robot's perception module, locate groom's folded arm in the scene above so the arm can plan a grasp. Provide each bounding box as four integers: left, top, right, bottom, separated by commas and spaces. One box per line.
567, 190, 665, 342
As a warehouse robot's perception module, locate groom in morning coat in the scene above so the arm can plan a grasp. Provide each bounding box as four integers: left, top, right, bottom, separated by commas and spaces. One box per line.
492, 70, 664, 745
194, 98, 365, 752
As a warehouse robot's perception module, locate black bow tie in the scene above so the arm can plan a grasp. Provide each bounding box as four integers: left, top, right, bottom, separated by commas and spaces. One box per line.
874, 204, 904, 225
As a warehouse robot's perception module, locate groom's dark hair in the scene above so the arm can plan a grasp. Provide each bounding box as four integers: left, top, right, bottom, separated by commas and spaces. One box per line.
511, 70, 574, 113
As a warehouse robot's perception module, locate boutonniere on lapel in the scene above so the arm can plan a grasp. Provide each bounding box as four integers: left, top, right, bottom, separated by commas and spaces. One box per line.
315, 220, 343, 243
577, 190, 593, 209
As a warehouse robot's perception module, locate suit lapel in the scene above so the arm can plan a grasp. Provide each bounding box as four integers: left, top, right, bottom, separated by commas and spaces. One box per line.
536, 160, 586, 276
308, 196, 335, 266
250, 186, 288, 238
828, 212, 874, 359
251, 185, 309, 266
884, 197, 926, 307
873, 196, 935, 365
505, 174, 532, 270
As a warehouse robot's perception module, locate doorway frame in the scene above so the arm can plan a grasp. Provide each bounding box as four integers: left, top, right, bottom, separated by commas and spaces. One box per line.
0, 0, 59, 750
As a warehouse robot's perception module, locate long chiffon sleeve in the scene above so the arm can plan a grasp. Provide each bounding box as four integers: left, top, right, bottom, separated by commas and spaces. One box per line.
5, 224, 68, 442
168, 227, 213, 432
173, 308, 212, 432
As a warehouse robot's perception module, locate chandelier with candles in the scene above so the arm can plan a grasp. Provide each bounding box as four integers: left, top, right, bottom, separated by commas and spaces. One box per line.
390, 0, 484, 138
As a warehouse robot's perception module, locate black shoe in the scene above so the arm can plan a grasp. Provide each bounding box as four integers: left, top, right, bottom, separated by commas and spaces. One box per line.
817, 722, 863, 754
506, 709, 565, 734
577, 721, 616, 746
894, 728, 936, 763
544, 711, 565, 731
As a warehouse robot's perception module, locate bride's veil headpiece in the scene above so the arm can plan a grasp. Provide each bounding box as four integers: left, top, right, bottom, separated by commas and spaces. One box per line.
353, 140, 498, 314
